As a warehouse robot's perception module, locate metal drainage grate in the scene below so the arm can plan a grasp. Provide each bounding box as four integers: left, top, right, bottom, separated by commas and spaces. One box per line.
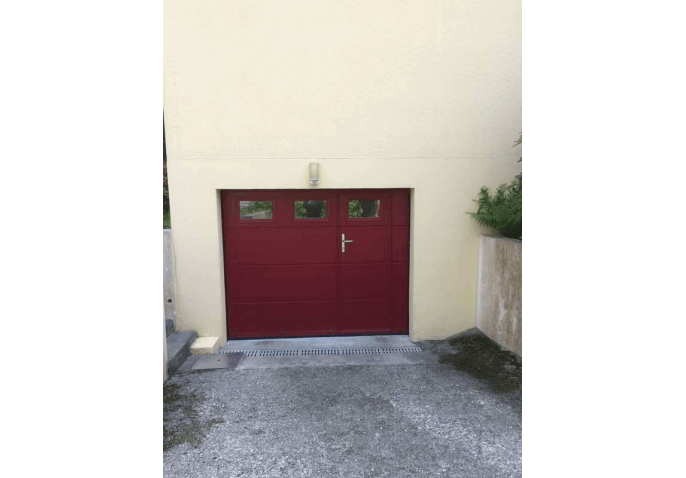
221, 347, 422, 357
243, 350, 301, 357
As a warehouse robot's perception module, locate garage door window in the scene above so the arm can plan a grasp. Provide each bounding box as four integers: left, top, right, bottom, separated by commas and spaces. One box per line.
239, 201, 273, 220
348, 199, 381, 218
294, 200, 327, 219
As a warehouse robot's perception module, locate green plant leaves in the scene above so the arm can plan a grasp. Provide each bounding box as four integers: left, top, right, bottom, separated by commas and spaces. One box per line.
468, 176, 522, 240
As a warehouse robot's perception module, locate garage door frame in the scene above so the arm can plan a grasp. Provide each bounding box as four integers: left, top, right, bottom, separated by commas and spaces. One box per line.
221, 188, 411, 339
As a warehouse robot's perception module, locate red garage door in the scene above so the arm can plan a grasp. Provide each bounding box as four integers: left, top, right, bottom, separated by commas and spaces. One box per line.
222, 189, 410, 339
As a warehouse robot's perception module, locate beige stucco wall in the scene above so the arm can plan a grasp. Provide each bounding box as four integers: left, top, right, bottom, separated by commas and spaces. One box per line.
164, 0, 522, 343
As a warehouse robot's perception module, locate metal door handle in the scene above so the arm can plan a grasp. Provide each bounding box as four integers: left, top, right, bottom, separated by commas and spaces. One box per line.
342, 233, 354, 253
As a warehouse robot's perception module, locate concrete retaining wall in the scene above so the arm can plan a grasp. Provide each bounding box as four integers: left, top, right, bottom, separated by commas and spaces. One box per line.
476, 235, 522, 356
163, 310, 168, 381
164, 230, 176, 321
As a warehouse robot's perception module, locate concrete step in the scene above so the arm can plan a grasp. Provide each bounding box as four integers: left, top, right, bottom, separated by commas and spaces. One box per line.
165, 318, 174, 337
166, 330, 197, 377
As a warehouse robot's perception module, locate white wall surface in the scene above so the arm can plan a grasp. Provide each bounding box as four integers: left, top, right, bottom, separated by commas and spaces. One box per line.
164, 0, 522, 342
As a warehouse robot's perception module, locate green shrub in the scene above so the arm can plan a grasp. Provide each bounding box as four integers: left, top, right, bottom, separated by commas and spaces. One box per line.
163, 160, 170, 214
468, 176, 521, 240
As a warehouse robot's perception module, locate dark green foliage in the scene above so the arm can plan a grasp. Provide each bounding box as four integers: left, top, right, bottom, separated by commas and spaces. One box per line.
163, 159, 170, 214
348, 199, 361, 218
240, 201, 272, 214
163, 118, 171, 228
468, 134, 522, 239
468, 176, 522, 240
348, 199, 379, 218
295, 200, 327, 219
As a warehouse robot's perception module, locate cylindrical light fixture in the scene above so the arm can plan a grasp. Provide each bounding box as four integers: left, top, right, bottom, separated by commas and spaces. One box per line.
309, 162, 320, 186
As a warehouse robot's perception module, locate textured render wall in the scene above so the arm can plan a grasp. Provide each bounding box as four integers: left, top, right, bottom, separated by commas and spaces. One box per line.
477, 236, 522, 356
164, 0, 522, 342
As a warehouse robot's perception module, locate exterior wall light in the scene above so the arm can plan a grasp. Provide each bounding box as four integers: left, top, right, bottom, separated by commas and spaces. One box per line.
309, 162, 320, 186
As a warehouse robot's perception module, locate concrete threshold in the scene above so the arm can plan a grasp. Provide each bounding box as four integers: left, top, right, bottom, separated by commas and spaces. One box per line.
220, 334, 417, 352
235, 352, 437, 370
215, 335, 434, 370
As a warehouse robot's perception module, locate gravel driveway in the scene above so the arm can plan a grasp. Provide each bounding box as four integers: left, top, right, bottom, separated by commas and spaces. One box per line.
163, 328, 522, 478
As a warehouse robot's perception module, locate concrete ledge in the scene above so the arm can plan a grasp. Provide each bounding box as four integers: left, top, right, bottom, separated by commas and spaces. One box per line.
191, 337, 220, 355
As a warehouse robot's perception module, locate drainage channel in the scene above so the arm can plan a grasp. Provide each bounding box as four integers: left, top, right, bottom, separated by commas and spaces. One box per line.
220, 347, 423, 357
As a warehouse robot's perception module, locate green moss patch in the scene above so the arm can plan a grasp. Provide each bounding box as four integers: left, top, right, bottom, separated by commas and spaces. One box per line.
164, 382, 225, 452
438, 330, 521, 393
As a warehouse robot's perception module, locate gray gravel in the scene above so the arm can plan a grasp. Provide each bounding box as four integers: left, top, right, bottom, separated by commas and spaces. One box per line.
164, 330, 522, 477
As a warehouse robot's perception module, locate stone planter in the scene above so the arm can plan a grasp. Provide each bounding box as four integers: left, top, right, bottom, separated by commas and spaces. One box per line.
476, 235, 522, 356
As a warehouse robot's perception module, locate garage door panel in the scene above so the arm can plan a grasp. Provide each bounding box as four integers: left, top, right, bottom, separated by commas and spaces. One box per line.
339, 264, 390, 299
227, 227, 337, 265
227, 265, 337, 303
392, 226, 409, 263
391, 264, 409, 299
338, 191, 392, 227
224, 191, 282, 227
279, 191, 338, 227
392, 190, 410, 226
229, 302, 338, 338
339, 300, 391, 333
339, 227, 391, 263
391, 299, 409, 333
